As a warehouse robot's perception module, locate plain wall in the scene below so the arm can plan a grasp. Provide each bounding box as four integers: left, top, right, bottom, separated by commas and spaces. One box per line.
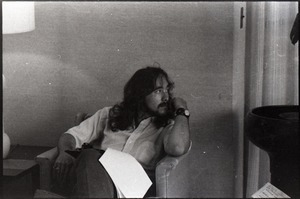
3, 2, 235, 197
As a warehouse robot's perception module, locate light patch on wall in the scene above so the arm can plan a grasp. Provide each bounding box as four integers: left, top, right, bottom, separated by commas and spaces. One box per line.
2, 1, 35, 34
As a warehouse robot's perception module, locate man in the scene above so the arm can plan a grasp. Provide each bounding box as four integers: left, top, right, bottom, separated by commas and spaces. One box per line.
53, 66, 190, 198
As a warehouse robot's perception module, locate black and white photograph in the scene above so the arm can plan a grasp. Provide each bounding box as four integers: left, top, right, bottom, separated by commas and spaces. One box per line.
2, 1, 299, 198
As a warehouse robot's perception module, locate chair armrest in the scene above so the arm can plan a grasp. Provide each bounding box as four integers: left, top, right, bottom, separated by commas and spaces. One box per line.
36, 147, 59, 160
155, 141, 192, 198
35, 147, 58, 191
34, 113, 89, 192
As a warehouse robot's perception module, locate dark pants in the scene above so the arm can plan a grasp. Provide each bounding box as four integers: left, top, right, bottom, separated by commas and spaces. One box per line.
69, 149, 156, 198
71, 149, 116, 198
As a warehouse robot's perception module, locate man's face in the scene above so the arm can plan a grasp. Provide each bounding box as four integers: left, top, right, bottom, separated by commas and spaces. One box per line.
145, 75, 171, 116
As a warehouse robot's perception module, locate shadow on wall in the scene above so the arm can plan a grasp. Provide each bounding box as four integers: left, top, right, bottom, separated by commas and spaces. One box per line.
2, 52, 121, 146
186, 111, 235, 197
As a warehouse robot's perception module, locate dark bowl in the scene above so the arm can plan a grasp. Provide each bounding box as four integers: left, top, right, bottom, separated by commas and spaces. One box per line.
245, 105, 299, 153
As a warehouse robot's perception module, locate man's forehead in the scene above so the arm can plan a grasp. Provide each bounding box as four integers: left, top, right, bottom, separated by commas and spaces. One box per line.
155, 75, 168, 87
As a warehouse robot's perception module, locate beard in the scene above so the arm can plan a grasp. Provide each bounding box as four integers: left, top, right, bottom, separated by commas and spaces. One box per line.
157, 102, 169, 115
145, 101, 173, 118
139, 101, 174, 128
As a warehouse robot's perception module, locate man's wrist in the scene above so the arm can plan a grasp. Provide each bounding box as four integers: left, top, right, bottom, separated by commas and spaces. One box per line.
175, 108, 190, 118
175, 106, 187, 110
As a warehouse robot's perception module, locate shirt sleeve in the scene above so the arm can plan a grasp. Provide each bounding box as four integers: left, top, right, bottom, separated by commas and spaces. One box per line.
65, 107, 110, 148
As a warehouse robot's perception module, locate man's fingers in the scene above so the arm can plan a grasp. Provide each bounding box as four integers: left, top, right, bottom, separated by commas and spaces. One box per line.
52, 163, 60, 180
56, 162, 73, 187
62, 166, 71, 184
52, 154, 75, 187
58, 163, 66, 182
60, 164, 66, 176
53, 162, 64, 182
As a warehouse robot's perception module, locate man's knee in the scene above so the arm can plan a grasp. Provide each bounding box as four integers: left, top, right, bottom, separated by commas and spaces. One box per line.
77, 149, 102, 163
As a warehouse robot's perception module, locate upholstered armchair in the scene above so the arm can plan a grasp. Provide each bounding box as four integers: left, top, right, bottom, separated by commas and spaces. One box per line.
35, 113, 192, 198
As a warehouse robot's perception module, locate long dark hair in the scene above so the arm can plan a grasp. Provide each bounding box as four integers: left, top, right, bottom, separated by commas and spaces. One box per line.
109, 66, 174, 131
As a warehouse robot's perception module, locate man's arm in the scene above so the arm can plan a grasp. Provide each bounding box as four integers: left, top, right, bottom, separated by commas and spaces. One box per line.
58, 133, 76, 154
163, 97, 190, 156
53, 133, 76, 186
52, 108, 107, 185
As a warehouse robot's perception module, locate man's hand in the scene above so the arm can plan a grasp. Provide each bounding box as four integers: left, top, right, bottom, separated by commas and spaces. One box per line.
172, 97, 188, 110
53, 152, 75, 187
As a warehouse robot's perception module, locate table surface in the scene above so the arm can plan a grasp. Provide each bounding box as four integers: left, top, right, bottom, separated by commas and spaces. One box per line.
3, 159, 38, 177
3, 145, 53, 177
3, 145, 53, 199
6, 145, 53, 160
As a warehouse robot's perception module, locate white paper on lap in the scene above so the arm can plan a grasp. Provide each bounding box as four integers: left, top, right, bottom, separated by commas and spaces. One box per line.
251, 182, 290, 198
99, 148, 152, 198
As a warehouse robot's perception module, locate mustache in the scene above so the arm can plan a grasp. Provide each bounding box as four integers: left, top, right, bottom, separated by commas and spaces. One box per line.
158, 102, 168, 108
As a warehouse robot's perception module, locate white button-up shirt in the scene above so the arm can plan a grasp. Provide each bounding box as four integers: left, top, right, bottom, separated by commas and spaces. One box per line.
65, 107, 174, 169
